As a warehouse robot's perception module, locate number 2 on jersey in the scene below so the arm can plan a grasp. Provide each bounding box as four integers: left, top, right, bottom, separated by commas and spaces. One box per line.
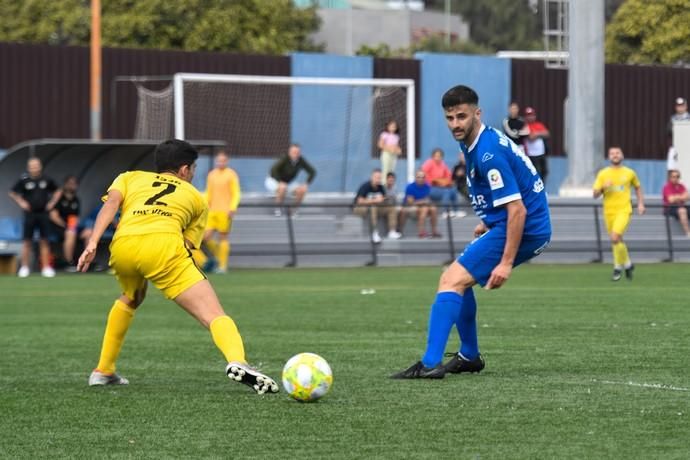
144, 181, 177, 206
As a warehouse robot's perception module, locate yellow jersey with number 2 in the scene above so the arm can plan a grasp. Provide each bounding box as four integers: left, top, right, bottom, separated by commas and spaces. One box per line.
107, 170, 208, 248
593, 166, 640, 215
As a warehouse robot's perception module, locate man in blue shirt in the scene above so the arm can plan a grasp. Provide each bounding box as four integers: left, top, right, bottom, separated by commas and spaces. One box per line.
392, 85, 552, 379
398, 170, 440, 238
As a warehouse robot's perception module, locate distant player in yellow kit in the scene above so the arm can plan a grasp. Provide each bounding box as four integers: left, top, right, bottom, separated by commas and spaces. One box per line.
77, 140, 278, 394
203, 150, 240, 274
593, 146, 646, 281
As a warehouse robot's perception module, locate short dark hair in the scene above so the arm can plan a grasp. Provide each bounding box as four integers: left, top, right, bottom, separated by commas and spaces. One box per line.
386, 172, 396, 179
154, 140, 198, 173
442, 85, 479, 109
63, 174, 78, 184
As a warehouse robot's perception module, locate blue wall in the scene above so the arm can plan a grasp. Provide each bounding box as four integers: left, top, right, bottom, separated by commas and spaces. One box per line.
291, 53, 375, 193
415, 53, 511, 170
192, 52, 666, 198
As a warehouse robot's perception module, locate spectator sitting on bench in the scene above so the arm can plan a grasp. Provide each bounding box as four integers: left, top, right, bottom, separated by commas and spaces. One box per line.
353, 169, 401, 244
79, 203, 120, 271
49, 175, 81, 270
662, 169, 690, 237
265, 143, 316, 217
422, 148, 464, 218
398, 170, 440, 239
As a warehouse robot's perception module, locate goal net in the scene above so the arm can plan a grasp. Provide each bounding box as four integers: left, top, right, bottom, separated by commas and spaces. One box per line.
134, 73, 415, 193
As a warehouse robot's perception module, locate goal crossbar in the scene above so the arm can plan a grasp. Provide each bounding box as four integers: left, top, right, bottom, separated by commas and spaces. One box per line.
172, 73, 416, 182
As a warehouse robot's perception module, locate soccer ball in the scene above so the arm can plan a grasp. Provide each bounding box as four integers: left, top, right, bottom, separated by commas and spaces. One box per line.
282, 352, 333, 402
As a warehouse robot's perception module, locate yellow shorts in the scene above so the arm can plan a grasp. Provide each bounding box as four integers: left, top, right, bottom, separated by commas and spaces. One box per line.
109, 233, 206, 300
604, 212, 631, 236
206, 210, 233, 233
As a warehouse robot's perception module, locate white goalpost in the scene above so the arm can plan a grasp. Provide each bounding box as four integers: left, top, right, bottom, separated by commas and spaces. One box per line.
165, 73, 416, 190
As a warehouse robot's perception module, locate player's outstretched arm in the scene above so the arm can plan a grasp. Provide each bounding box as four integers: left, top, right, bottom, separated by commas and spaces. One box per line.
77, 190, 123, 272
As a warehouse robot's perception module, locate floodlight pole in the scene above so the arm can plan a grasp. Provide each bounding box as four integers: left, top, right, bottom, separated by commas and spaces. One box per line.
90, 0, 102, 140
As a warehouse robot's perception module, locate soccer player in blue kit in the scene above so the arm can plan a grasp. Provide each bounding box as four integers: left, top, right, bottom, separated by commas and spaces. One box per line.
392, 85, 552, 379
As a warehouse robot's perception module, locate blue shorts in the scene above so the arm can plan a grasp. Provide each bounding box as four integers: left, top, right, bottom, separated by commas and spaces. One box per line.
458, 225, 550, 287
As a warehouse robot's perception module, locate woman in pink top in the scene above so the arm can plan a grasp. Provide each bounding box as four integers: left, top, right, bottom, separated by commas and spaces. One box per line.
662, 169, 690, 236
422, 148, 463, 218
378, 120, 402, 179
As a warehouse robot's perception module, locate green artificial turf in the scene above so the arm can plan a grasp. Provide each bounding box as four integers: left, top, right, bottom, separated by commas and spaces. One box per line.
1, 264, 689, 459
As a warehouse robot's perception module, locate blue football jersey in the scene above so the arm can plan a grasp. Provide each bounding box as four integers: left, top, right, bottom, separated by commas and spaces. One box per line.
460, 125, 551, 236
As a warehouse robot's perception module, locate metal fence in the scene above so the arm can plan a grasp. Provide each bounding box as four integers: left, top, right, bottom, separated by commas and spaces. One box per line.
230, 202, 690, 267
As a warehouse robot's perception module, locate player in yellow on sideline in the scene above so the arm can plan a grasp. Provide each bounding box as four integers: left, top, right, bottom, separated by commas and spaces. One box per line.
203, 150, 240, 274
593, 146, 646, 282
77, 140, 278, 394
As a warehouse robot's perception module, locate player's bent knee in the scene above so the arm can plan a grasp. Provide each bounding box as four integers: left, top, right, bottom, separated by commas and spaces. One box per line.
119, 291, 145, 309
438, 261, 475, 293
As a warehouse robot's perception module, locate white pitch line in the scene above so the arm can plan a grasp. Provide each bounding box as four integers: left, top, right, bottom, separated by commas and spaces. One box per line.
592, 379, 690, 392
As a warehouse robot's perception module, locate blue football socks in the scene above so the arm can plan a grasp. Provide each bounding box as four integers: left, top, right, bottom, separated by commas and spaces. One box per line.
421, 291, 462, 368
456, 287, 479, 360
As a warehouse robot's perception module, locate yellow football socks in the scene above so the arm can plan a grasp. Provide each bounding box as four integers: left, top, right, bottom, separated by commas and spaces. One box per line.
218, 240, 230, 270
209, 315, 246, 363
612, 241, 630, 268
620, 242, 631, 268
191, 248, 207, 267
95, 300, 136, 374
206, 239, 219, 259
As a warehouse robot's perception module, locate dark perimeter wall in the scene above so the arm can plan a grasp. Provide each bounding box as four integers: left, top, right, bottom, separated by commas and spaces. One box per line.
2, 42, 690, 161
512, 59, 690, 160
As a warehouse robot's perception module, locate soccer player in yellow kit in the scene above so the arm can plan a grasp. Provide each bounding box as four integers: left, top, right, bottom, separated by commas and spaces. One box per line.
203, 150, 240, 274
593, 146, 646, 281
77, 140, 278, 394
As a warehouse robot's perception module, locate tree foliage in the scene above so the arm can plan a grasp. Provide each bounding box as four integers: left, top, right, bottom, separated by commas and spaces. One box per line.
0, 0, 322, 54
605, 0, 690, 65
356, 36, 492, 59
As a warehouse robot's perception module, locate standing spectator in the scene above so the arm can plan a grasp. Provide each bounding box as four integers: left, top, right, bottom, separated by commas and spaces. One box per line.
49, 175, 81, 270
667, 97, 690, 136
662, 170, 690, 237
353, 169, 401, 243
265, 143, 316, 217
502, 101, 529, 151
422, 148, 462, 218
398, 170, 440, 238
203, 150, 240, 274
452, 151, 470, 201
378, 120, 402, 179
8, 157, 61, 278
667, 97, 689, 171
593, 146, 645, 282
523, 107, 550, 184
